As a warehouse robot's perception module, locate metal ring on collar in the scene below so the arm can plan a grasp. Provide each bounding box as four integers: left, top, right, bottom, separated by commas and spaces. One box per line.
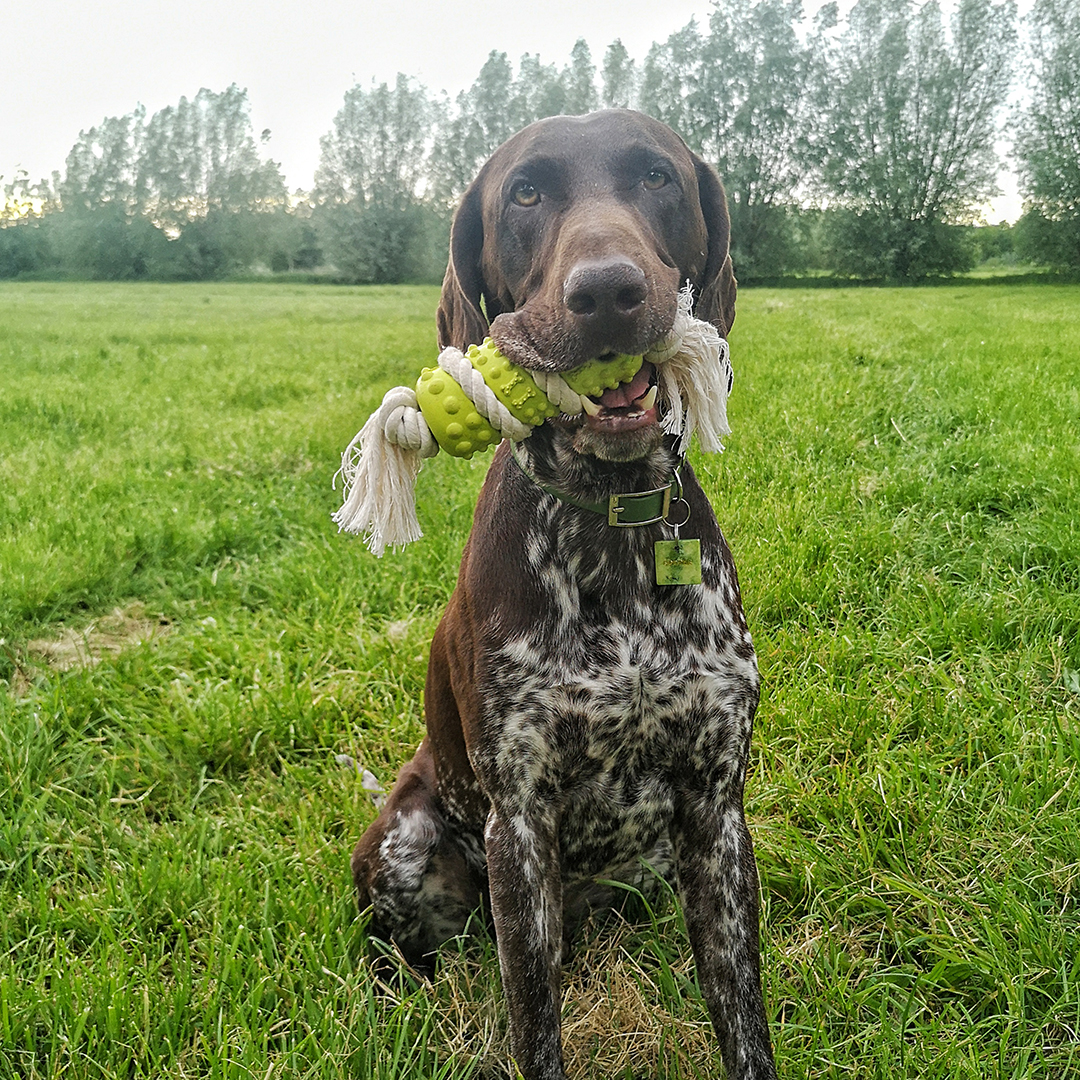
663, 466, 692, 528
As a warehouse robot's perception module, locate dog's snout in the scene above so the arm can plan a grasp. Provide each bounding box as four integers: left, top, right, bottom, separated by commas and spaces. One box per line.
563, 259, 648, 322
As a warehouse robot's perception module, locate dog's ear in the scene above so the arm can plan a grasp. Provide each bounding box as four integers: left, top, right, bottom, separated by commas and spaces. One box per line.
437, 184, 491, 351
691, 157, 737, 338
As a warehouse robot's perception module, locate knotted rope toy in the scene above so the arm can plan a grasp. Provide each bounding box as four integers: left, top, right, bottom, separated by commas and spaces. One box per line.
334, 285, 733, 555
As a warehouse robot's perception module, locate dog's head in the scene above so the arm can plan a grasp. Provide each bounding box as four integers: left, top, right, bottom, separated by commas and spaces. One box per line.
437, 109, 736, 466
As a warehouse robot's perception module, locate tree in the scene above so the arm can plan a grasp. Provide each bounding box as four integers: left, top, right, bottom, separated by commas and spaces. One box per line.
633, 7, 817, 277
429, 52, 521, 203
812, 0, 1016, 279
58, 109, 145, 214
0, 172, 56, 277
316, 76, 441, 282
430, 46, 598, 206
512, 54, 567, 124
53, 107, 162, 278
140, 87, 287, 277
1013, 0, 1080, 268
692, 0, 816, 276
563, 39, 599, 115
637, 21, 702, 138
138, 86, 286, 230
316, 76, 431, 207
43, 85, 287, 279
601, 40, 636, 109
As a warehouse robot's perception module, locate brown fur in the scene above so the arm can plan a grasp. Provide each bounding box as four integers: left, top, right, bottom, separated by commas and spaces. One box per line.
352, 110, 775, 1080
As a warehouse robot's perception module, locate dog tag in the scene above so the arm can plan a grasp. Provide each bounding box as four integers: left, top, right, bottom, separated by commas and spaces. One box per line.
654, 538, 702, 586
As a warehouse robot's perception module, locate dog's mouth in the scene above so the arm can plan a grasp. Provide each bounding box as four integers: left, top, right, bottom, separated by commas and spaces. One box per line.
577, 358, 658, 433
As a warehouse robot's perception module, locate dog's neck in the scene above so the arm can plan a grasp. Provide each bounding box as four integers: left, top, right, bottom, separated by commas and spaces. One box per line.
516, 424, 680, 505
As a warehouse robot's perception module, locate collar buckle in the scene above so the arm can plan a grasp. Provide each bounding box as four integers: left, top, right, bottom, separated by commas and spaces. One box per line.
607, 484, 673, 527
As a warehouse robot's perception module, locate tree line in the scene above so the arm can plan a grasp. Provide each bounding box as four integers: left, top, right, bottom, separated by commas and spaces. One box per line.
3, 0, 1079, 283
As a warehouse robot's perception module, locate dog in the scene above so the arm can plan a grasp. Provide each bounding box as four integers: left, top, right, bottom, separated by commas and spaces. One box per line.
351, 109, 777, 1080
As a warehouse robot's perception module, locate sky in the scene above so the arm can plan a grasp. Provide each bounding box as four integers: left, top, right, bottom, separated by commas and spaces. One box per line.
2, 0, 1024, 220
1, 0, 709, 190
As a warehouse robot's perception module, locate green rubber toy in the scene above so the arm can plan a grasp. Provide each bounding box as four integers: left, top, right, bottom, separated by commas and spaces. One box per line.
414, 367, 499, 459
414, 339, 645, 458
464, 341, 559, 428
562, 353, 643, 398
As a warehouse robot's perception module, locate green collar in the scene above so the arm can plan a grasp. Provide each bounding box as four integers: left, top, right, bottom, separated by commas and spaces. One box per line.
509, 441, 688, 528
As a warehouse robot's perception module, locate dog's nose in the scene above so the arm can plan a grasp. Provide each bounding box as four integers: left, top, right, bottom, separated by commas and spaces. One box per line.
563, 259, 648, 324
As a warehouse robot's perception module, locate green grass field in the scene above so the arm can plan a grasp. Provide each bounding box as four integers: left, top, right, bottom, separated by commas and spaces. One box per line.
1, 280, 1078, 1079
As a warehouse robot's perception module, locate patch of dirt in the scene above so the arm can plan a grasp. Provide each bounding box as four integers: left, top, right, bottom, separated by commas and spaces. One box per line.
8, 667, 34, 698
26, 602, 172, 673
408, 917, 715, 1076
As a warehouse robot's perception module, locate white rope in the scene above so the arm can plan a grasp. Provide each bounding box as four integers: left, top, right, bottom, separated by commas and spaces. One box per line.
531, 370, 584, 415
332, 386, 437, 556
377, 385, 438, 455
652, 284, 733, 454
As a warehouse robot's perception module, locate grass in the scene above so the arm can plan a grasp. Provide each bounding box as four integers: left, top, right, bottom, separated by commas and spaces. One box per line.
1, 279, 1078, 1078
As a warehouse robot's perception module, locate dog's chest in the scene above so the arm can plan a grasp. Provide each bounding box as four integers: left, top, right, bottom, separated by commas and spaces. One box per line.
479, 524, 759, 876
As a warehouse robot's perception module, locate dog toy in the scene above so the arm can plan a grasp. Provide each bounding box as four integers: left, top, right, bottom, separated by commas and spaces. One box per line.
414, 343, 644, 458
334, 284, 733, 555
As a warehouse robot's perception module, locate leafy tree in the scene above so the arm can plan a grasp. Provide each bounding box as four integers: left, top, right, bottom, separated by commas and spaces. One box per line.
0, 172, 56, 277
52, 110, 161, 278
430, 52, 521, 202
263, 205, 324, 273
634, 6, 816, 277
968, 219, 1016, 264
601, 40, 636, 109
512, 54, 568, 124
430, 45, 599, 206
40, 85, 287, 279
58, 109, 145, 213
54, 205, 171, 279
508, 42, 597, 126
0, 221, 50, 278
1013, 0, 1080, 268
316, 75, 441, 282
316, 75, 430, 206
694, 0, 816, 276
138, 86, 286, 231
638, 22, 702, 138
812, 0, 1016, 278
2, 169, 49, 220
563, 39, 600, 114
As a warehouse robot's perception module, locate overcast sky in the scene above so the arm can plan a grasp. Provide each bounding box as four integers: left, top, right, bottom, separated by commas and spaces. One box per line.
2, 0, 1023, 219
2, 0, 710, 189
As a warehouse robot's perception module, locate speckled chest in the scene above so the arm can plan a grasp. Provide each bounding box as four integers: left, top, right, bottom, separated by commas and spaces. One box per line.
476, 517, 760, 879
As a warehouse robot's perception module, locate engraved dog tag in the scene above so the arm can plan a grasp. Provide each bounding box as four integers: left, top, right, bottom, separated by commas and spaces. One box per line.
654, 538, 702, 586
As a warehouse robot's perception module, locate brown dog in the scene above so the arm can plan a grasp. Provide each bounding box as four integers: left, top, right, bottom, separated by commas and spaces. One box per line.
351, 109, 776, 1080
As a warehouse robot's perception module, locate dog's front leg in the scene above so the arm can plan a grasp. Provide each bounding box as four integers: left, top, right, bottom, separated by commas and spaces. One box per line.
675, 796, 778, 1080
485, 806, 566, 1080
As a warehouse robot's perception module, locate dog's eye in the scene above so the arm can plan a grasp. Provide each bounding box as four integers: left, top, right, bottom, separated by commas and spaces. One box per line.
511, 182, 540, 207
643, 169, 670, 191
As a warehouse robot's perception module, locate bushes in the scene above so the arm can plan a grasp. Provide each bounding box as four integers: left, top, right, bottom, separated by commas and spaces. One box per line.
1015, 208, 1080, 271
821, 212, 978, 280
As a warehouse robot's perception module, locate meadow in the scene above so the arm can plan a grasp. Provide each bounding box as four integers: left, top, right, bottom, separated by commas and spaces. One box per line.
1, 279, 1077, 1079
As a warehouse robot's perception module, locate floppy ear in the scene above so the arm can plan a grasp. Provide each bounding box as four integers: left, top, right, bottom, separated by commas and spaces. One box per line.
691, 157, 737, 338
436, 183, 492, 351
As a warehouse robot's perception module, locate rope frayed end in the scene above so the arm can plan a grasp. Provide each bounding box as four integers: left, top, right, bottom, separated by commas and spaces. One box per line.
332, 386, 437, 557
650, 284, 733, 454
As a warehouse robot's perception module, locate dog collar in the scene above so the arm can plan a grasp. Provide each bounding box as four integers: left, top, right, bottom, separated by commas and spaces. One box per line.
509, 442, 690, 528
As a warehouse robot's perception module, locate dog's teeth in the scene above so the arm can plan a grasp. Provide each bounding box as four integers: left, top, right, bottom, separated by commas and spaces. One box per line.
638, 385, 658, 410
580, 395, 603, 417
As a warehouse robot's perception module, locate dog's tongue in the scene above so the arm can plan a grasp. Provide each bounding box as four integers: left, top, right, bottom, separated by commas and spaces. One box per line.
596, 361, 653, 409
